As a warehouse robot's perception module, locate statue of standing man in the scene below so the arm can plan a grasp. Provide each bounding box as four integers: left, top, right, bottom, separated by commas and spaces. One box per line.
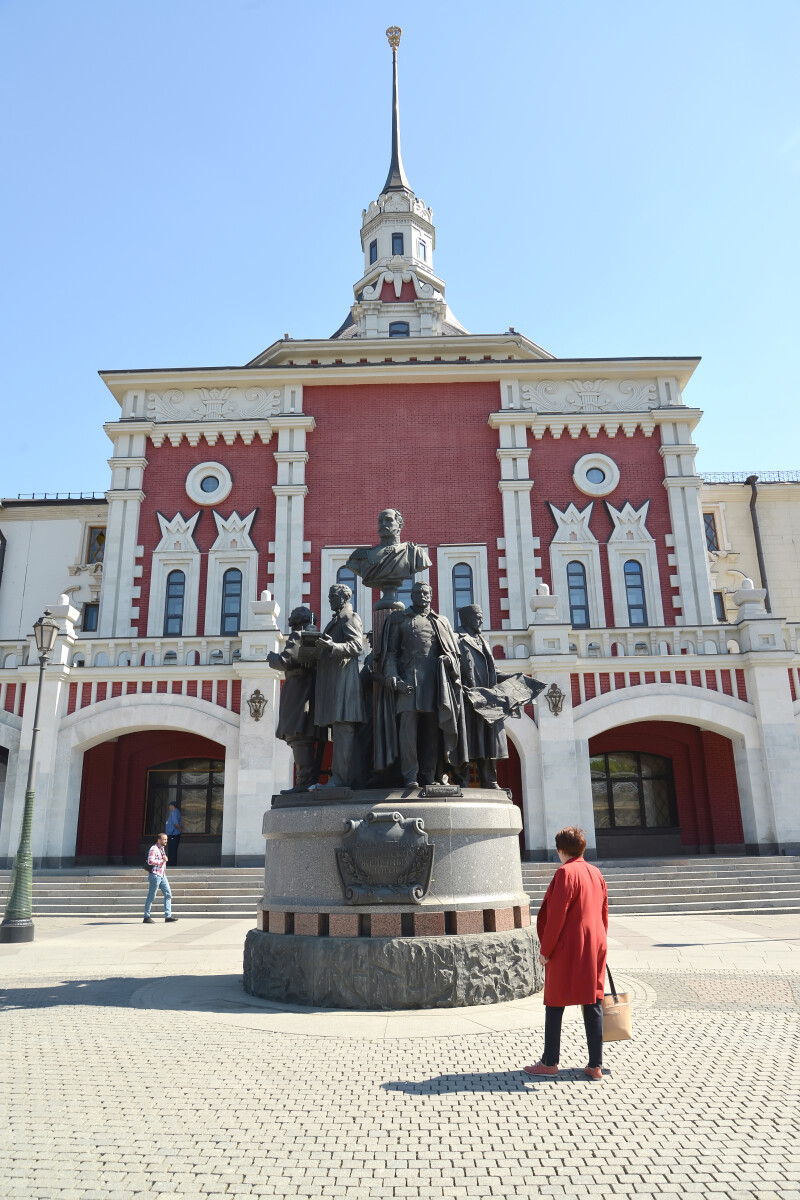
315, 583, 365, 788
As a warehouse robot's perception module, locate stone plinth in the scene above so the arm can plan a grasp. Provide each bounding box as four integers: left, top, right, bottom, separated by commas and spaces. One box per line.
243, 787, 543, 1009
243, 926, 542, 1010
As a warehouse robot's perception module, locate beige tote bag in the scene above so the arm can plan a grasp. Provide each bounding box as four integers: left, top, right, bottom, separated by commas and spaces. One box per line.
602, 965, 632, 1042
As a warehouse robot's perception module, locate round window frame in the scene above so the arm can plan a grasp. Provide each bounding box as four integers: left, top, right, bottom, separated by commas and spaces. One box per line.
573, 453, 620, 498
185, 461, 233, 506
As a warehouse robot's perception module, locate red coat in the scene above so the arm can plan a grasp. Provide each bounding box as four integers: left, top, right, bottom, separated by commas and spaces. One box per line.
536, 857, 608, 1006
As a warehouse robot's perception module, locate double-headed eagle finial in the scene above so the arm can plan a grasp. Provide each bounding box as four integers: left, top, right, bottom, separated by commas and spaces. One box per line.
386, 26, 402, 51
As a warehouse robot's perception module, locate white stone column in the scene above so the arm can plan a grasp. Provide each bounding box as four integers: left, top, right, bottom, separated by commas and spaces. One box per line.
490, 412, 540, 629
658, 414, 715, 625
226, 591, 289, 865
269, 414, 315, 624
98, 429, 149, 636
3, 596, 78, 866
531, 664, 594, 861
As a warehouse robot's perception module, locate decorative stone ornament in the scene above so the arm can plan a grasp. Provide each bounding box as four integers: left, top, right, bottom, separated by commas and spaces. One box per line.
185, 462, 233, 506
544, 683, 566, 716
336, 810, 434, 904
246, 689, 268, 721
572, 452, 621, 498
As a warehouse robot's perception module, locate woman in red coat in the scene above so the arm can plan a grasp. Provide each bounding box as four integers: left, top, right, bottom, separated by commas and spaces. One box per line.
524, 826, 608, 1081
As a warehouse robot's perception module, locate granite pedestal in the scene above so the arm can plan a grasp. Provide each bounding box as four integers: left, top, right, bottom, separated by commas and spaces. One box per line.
243, 788, 543, 1010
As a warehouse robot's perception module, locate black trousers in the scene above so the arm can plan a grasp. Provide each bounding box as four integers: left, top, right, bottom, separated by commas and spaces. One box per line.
166, 834, 181, 867
542, 1002, 603, 1068
398, 710, 439, 785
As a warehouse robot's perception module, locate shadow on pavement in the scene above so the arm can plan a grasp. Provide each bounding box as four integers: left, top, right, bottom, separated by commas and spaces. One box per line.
382, 1067, 600, 1094
0, 973, 243, 1012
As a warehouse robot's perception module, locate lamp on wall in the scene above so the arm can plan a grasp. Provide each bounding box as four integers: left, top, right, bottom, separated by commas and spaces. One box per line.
543, 683, 566, 716
0, 608, 60, 943
246, 689, 267, 721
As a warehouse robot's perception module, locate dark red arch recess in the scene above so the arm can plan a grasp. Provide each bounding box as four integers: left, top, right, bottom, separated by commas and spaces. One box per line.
76, 730, 225, 864
588, 720, 744, 855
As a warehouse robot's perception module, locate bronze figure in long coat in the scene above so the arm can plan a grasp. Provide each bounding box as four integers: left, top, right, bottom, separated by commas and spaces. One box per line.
316, 584, 365, 787
267, 605, 319, 793
458, 604, 508, 788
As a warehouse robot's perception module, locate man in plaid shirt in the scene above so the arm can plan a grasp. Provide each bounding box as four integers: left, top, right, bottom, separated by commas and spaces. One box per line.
143, 832, 179, 923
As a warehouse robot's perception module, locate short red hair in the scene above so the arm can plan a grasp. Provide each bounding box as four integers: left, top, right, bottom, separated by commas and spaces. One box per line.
555, 826, 587, 858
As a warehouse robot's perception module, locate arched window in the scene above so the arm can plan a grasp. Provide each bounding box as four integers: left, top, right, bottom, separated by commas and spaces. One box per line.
220, 568, 242, 635
452, 563, 474, 629
566, 561, 589, 628
164, 570, 185, 636
590, 752, 677, 830
389, 321, 410, 337
336, 566, 358, 613
624, 560, 647, 626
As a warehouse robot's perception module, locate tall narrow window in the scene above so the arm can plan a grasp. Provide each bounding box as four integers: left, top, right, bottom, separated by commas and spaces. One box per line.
418, 239, 427, 261
703, 512, 719, 552
220, 568, 242, 635
452, 563, 474, 628
567, 561, 589, 628
87, 527, 105, 564
392, 232, 404, 255
369, 239, 377, 264
624, 560, 648, 626
164, 570, 186, 636
713, 591, 726, 621
388, 321, 409, 337
336, 566, 358, 613
82, 602, 99, 633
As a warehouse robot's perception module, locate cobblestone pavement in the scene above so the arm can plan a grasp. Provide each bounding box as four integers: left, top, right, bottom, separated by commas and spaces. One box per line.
1, 916, 799, 1200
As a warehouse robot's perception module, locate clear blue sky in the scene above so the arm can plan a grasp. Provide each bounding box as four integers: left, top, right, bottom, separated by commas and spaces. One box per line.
1, 0, 798, 495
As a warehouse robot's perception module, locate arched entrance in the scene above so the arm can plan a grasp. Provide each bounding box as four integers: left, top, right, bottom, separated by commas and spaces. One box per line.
76, 730, 226, 865
588, 720, 745, 857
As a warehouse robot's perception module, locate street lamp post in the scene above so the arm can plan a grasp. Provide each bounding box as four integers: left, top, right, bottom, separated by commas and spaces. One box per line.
0, 608, 61, 943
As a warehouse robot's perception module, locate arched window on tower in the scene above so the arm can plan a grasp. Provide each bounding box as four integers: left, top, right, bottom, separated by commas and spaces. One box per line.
624, 560, 648, 626
452, 563, 474, 629
220, 568, 243, 635
389, 321, 410, 337
164, 570, 186, 636
336, 566, 358, 613
566, 561, 589, 628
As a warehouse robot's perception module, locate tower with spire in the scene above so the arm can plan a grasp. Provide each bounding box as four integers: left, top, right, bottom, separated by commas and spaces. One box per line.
331, 27, 467, 340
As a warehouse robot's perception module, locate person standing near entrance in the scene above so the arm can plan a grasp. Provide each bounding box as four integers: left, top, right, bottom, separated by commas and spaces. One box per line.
143, 833, 179, 924
524, 827, 607, 1080
165, 802, 182, 866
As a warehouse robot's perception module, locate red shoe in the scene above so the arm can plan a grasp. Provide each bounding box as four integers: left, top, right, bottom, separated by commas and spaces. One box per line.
523, 1061, 558, 1077
584, 1065, 603, 1081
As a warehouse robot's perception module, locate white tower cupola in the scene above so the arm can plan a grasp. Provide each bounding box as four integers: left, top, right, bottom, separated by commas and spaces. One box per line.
331, 27, 467, 341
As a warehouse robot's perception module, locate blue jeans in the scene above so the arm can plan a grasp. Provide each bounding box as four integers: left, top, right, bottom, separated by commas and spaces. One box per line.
144, 872, 172, 918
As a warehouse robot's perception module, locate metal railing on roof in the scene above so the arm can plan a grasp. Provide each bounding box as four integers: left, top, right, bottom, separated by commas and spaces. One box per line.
8, 492, 106, 501
702, 471, 800, 484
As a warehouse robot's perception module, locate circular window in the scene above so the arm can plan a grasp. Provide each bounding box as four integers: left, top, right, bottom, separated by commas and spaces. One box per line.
573, 453, 620, 497
185, 462, 233, 505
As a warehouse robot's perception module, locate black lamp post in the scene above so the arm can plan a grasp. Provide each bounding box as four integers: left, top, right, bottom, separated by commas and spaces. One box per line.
0, 608, 60, 943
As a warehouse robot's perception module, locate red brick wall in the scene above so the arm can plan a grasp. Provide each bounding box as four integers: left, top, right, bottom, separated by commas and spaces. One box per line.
303, 382, 504, 621
532, 427, 677, 625
589, 720, 744, 848
135, 437, 277, 635
75, 730, 225, 860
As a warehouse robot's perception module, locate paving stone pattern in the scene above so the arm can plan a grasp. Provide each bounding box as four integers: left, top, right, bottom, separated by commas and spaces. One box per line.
2, 964, 800, 1199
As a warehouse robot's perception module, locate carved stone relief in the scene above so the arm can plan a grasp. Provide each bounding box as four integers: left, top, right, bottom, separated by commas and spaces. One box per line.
520, 379, 658, 414
147, 387, 281, 423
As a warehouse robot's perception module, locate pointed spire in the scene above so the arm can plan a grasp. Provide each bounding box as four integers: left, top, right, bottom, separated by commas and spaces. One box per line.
382, 26, 411, 194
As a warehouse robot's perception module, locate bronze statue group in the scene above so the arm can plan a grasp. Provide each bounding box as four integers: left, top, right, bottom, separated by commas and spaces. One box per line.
268, 509, 541, 795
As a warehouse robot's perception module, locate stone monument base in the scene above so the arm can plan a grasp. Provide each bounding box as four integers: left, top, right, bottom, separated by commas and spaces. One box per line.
243, 925, 543, 1010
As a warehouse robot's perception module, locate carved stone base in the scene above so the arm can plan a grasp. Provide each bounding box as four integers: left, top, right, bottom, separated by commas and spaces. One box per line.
243, 926, 543, 1010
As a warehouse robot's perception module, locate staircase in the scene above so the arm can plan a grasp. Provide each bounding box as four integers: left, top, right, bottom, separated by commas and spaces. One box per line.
1, 857, 799, 919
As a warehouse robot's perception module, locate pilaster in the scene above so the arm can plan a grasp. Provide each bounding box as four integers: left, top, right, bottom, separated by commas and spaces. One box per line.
98, 430, 149, 636
269, 414, 315, 622
492, 409, 539, 628
659, 421, 715, 625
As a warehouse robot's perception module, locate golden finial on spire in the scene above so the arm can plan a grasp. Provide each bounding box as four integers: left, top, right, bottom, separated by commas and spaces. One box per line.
386, 26, 402, 50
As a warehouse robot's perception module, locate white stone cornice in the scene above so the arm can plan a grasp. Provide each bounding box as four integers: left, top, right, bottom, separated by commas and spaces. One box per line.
272, 485, 309, 498
273, 451, 310, 464
496, 448, 532, 460
270, 415, 316, 432
497, 480, 534, 493
659, 443, 699, 460
105, 489, 145, 502
662, 477, 702, 489
107, 456, 148, 470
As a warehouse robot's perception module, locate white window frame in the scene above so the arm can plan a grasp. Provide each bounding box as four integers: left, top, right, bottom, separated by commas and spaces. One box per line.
147, 512, 201, 637
320, 547, 431, 633
436, 544, 491, 629
606, 501, 665, 628
548, 503, 605, 627
203, 510, 258, 636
